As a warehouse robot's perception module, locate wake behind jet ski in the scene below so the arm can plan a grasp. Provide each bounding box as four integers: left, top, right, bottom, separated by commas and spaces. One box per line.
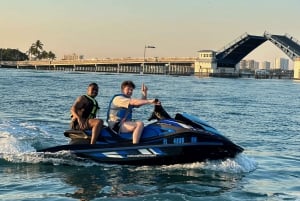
38, 103, 244, 165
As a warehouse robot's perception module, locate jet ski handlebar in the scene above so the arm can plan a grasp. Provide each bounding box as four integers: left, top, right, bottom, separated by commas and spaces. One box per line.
148, 99, 172, 121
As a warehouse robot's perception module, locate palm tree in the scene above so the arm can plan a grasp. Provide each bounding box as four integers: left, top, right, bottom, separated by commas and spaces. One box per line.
28, 40, 44, 60
39, 50, 48, 60
27, 40, 57, 60
33, 40, 44, 51
48, 51, 56, 60
27, 46, 37, 60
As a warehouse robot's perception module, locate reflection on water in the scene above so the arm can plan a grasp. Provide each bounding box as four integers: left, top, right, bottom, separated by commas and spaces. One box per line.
68, 165, 243, 200
1, 161, 246, 200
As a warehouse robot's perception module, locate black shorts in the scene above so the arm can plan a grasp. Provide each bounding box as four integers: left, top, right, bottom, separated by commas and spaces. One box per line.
112, 122, 121, 133
70, 119, 79, 130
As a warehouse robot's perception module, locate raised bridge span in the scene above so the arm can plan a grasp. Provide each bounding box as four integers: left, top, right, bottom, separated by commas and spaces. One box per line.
216, 31, 300, 68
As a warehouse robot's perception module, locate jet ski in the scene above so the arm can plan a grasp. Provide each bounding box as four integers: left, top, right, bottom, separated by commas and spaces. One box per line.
38, 104, 244, 165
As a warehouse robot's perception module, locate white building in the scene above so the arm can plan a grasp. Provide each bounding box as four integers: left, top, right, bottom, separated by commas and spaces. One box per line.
194, 50, 217, 77
194, 50, 239, 77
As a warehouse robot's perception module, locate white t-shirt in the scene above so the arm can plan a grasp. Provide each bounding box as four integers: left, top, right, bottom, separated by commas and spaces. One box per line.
108, 95, 131, 128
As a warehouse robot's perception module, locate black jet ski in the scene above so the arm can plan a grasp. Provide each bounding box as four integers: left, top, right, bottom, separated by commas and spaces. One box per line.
38, 104, 243, 165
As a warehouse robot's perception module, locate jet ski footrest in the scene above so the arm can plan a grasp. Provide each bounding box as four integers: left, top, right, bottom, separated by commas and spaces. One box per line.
64, 130, 90, 139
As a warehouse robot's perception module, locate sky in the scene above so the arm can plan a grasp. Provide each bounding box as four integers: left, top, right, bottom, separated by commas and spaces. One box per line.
1, 0, 300, 67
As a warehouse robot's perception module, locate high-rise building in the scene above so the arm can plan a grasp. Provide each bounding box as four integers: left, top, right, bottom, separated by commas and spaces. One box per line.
275, 58, 289, 70
240, 60, 247, 69
261, 61, 271, 70
240, 59, 259, 70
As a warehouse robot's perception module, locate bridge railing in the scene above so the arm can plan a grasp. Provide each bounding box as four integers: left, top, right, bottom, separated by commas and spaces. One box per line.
285, 33, 300, 46
264, 32, 300, 59
217, 32, 249, 53
0, 57, 197, 66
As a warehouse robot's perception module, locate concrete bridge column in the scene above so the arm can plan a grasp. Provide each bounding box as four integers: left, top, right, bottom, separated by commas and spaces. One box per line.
169, 64, 173, 74
157, 65, 160, 74
156, 65, 160, 74
148, 65, 152, 73
151, 65, 154, 74
175, 65, 180, 74
135, 65, 139, 73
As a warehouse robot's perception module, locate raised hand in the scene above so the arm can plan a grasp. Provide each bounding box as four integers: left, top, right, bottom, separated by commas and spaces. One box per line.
141, 83, 148, 98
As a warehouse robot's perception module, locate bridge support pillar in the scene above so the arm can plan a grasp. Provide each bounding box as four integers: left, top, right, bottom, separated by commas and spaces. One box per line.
294, 58, 300, 80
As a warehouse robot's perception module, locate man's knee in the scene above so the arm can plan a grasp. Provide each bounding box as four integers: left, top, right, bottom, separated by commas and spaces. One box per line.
98, 119, 103, 124
136, 121, 144, 128
89, 119, 103, 128
96, 119, 103, 127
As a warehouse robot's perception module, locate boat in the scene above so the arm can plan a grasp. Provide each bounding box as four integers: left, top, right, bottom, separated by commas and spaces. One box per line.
38, 104, 244, 165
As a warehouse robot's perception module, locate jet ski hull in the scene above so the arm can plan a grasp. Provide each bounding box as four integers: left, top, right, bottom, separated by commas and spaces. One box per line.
39, 141, 242, 166
38, 105, 244, 165
39, 128, 243, 165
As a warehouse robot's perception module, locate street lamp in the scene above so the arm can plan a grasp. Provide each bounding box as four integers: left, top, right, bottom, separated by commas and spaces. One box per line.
144, 45, 156, 62
141, 45, 156, 74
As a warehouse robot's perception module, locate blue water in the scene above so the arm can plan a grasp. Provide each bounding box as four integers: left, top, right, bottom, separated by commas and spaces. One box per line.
0, 68, 299, 201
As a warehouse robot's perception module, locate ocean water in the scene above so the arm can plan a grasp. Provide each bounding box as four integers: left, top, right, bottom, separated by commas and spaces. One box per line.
0, 68, 299, 201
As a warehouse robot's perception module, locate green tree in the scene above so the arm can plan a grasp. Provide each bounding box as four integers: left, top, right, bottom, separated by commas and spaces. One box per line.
0, 48, 28, 61
28, 40, 44, 60
48, 51, 56, 60
38, 50, 48, 60
27, 40, 56, 60
27, 46, 37, 60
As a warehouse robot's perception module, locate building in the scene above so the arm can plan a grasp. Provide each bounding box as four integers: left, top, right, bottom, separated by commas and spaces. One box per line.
194, 50, 217, 77
274, 58, 289, 70
63, 53, 84, 60
195, 50, 240, 77
239, 59, 259, 70
260, 61, 271, 70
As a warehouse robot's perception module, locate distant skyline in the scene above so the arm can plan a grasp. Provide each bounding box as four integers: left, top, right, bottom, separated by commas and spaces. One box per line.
1, 0, 299, 67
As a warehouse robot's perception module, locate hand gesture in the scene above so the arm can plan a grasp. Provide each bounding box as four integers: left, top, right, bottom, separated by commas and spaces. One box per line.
141, 83, 148, 98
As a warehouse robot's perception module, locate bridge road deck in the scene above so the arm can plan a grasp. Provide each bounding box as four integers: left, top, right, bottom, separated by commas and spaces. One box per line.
0, 57, 195, 76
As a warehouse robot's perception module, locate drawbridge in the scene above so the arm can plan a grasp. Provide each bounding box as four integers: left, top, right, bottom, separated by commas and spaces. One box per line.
216, 31, 300, 68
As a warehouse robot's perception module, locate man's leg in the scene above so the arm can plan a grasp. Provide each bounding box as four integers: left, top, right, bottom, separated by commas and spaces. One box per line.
121, 121, 144, 144
132, 121, 144, 144
89, 119, 103, 144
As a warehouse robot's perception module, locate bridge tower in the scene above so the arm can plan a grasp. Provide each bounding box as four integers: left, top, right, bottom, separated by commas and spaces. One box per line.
194, 50, 217, 77
195, 50, 240, 77
294, 57, 300, 79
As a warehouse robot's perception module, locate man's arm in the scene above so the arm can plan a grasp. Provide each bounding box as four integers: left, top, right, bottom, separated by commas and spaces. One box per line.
70, 96, 85, 120
129, 98, 156, 106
